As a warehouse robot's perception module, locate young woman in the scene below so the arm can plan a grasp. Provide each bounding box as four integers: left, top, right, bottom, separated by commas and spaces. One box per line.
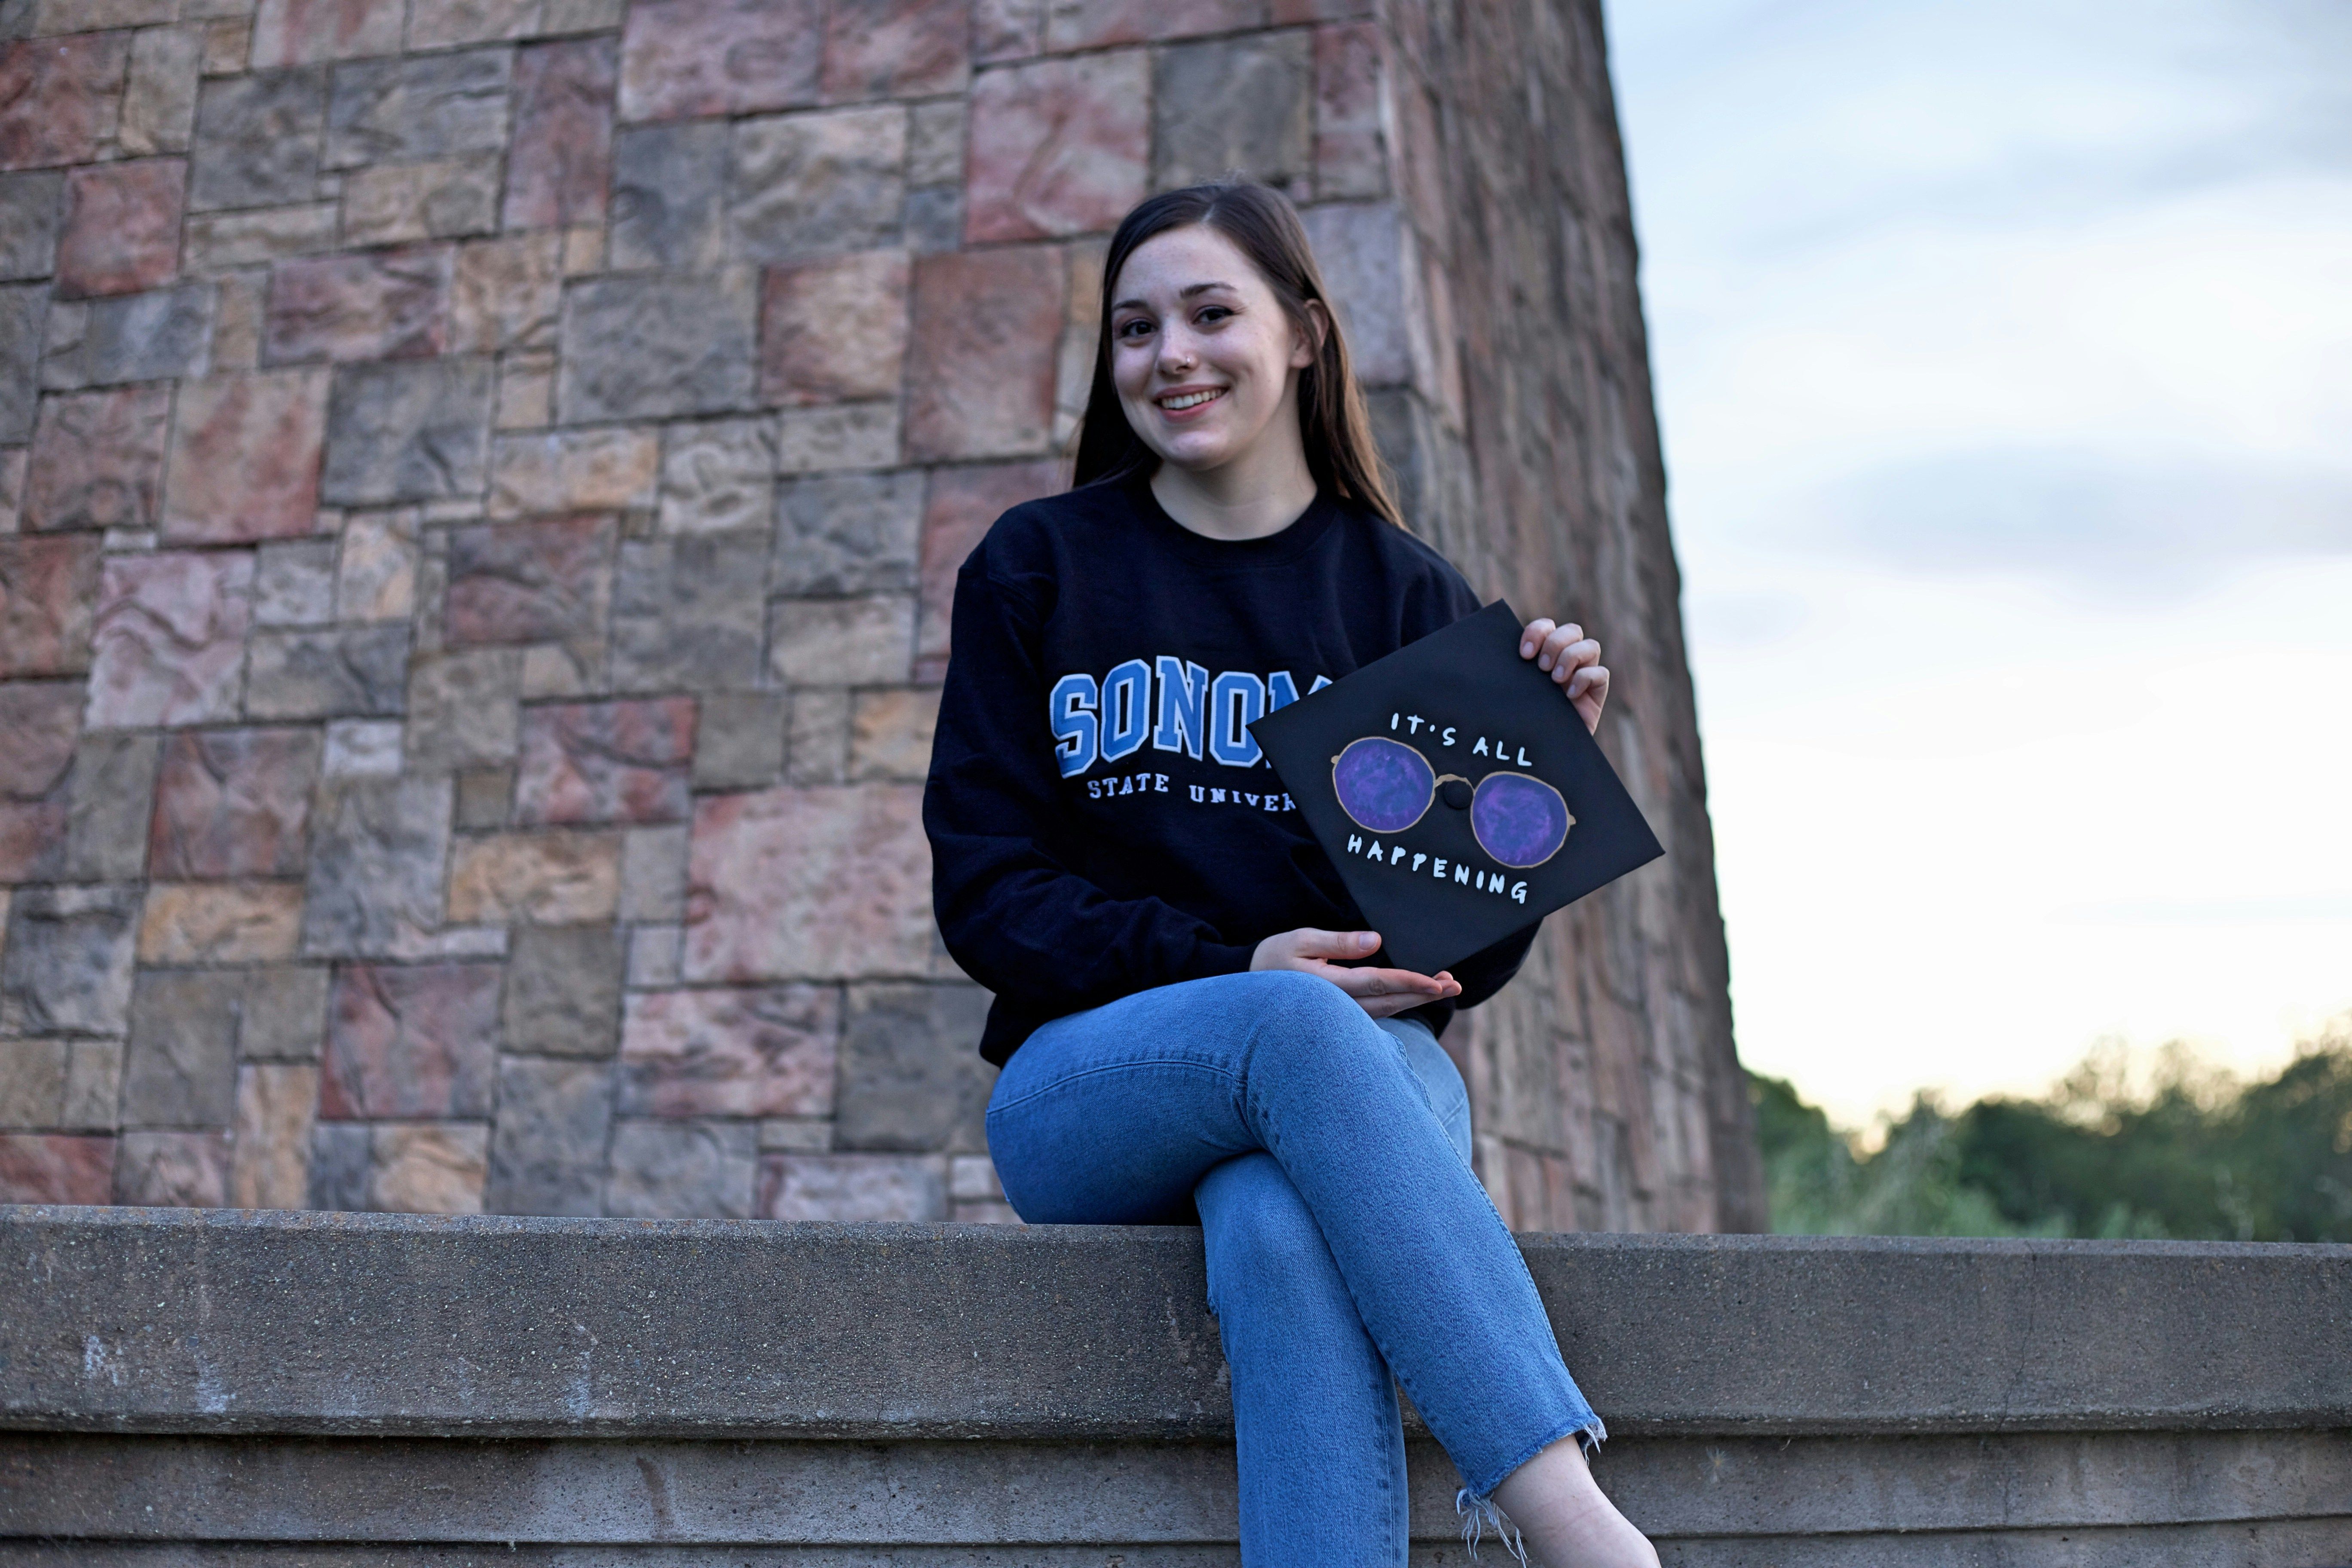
923, 181, 1658, 1568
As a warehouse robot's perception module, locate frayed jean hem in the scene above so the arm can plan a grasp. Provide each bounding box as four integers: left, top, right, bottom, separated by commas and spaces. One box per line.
1455, 1415, 1611, 1562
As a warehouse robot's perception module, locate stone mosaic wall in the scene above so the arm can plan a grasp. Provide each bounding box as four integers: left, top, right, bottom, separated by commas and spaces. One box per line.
0, 0, 1760, 1230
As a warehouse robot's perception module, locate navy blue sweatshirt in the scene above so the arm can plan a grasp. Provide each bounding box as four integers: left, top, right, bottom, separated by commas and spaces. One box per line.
924, 474, 1536, 1066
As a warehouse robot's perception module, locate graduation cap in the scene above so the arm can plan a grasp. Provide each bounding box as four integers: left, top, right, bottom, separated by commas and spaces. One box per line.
1249, 600, 1665, 977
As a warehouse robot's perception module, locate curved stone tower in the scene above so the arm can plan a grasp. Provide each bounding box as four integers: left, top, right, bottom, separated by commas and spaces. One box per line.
0, 0, 1762, 1231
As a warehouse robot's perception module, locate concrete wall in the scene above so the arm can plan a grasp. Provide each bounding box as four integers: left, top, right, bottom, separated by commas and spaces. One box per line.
5, 1207, 2349, 1564
0, 0, 1758, 1231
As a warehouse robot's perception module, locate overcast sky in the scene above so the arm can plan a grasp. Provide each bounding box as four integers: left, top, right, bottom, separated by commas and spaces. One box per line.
1604, 0, 2352, 1126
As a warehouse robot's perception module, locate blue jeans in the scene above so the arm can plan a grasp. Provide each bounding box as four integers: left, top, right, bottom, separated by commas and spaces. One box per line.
985, 970, 1605, 1565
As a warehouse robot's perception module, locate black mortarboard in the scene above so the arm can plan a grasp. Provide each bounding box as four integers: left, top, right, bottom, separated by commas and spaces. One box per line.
1249, 600, 1665, 977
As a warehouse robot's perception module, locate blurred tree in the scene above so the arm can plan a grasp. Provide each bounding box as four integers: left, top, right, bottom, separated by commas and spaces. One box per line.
1753, 1026, 2352, 1241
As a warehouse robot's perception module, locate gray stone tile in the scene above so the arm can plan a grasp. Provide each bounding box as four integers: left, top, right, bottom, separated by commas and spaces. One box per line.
1152, 32, 1312, 199
403, 646, 523, 773
0, 1038, 66, 1130
0, 884, 140, 1039
485, 1055, 614, 1216
245, 625, 412, 719
903, 183, 960, 255
0, 170, 62, 282
62, 733, 160, 883
608, 121, 726, 273
770, 469, 923, 595
692, 691, 785, 790
190, 68, 328, 213
727, 105, 906, 265
832, 982, 993, 1154
122, 969, 242, 1128
605, 1118, 755, 1220
556, 272, 756, 424
324, 48, 515, 171
657, 416, 772, 536
0, 282, 49, 443
239, 965, 331, 1061
502, 923, 623, 1059
618, 823, 686, 922
322, 358, 495, 505
608, 531, 766, 694
38, 283, 214, 390
299, 776, 454, 959
253, 538, 339, 628
307, 1120, 371, 1210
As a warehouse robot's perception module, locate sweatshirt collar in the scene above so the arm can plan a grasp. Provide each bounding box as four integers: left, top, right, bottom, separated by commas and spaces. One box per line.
1125, 469, 1344, 570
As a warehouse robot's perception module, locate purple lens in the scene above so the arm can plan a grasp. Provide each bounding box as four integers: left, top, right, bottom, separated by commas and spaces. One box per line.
1332, 737, 1434, 834
1471, 773, 1570, 868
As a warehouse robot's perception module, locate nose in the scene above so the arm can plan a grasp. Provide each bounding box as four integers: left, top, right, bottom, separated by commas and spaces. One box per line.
1156, 324, 1199, 376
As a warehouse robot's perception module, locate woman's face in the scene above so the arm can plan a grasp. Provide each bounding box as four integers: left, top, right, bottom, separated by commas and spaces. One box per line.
1108, 224, 1317, 477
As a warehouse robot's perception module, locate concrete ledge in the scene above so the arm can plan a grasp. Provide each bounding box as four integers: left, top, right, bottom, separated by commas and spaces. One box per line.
5, 1207, 2349, 1439
5, 1208, 2350, 1565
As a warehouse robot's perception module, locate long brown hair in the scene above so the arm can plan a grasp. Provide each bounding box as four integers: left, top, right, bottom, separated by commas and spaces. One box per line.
1071, 181, 1404, 528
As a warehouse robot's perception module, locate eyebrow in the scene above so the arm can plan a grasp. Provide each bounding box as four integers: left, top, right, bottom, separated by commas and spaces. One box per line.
1109, 281, 1240, 312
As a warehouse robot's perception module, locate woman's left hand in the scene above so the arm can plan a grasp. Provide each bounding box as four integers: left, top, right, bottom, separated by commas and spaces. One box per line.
1520, 618, 1608, 734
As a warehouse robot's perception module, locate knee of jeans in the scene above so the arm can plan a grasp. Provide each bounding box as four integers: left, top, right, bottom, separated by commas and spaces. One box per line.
1232, 969, 1389, 1073
1199, 1155, 1332, 1310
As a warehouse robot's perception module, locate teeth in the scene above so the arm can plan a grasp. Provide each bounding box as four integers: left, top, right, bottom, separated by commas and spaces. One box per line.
1163, 389, 1222, 410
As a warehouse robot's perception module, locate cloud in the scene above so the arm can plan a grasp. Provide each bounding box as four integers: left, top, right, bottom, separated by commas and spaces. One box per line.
1804, 447, 2352, 597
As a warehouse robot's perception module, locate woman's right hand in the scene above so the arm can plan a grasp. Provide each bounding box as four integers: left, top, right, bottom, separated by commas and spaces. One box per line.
1250, 928, 1462, 1018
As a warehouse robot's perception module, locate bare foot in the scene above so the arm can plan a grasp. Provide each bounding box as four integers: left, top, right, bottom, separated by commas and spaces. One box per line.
1489, 1435, 1660, 1568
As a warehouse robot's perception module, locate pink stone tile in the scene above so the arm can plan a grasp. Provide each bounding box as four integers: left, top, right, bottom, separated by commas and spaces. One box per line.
23, 386, 173, 534
0, 1134, 114, 1203
821, 0, 970, 103
263, 248, 452, 364
0, 35, 129, 172
1040, 0, 1261, 50
1313, 21, 1387, 201
683, 784, 933, 982
160, 369, 330, 544
964, 52, 1148, 243
759, 251, 910, 407
320, 962, 501, 1120
503, 37, 616, 232
250, 0, 405, 67
514, 697, 695, 826
0, 535, 103, 677
915, 458, 1056, 680
84, 549, 255, 728
55, 159, 186, 299
618, 0, 824, 122
114, 1130, 232, 1207
618, 984, 838, 1117
905, 247, 1063, 461
148, 726, 322, 879
444, 514, 615, 645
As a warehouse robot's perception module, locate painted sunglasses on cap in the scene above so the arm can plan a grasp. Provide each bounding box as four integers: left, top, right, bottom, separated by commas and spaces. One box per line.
1330, 736, 1574, 870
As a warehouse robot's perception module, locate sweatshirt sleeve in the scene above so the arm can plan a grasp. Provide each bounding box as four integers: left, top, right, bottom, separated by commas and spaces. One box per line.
924, 563, 1258, 1017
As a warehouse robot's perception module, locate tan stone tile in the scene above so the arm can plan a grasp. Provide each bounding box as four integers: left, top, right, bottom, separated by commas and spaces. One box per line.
229, 1061, 315, 1208
447, 830, 621, 924
368, 1121, 487, 1214
137, 882, 305, 964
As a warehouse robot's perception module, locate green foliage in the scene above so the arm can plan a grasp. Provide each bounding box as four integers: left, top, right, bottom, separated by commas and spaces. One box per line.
1752, 1029, 2352, 1240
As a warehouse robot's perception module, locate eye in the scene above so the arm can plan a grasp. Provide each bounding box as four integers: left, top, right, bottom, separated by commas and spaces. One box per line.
1195, 305, 1234, 325
1115, 318, 1154, 340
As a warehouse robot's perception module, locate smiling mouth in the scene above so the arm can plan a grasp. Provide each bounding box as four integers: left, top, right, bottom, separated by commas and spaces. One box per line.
1159, 388, 1225, 410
